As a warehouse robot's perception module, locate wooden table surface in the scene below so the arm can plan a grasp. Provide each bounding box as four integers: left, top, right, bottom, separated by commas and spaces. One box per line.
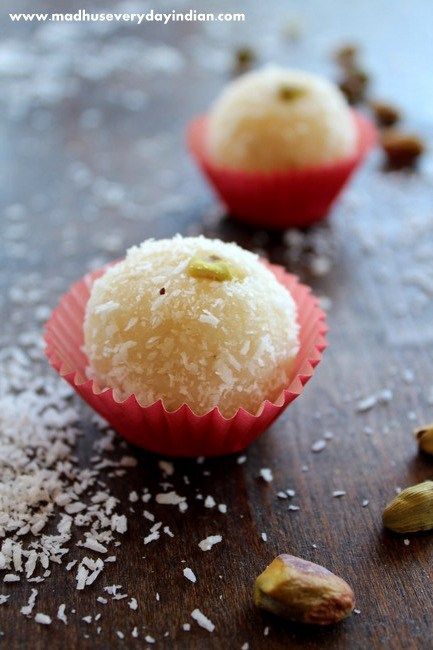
1, 1, 433, 648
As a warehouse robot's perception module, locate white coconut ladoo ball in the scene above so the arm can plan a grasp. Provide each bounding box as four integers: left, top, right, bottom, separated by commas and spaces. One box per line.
84, 236, 299, 417
206, 66, 357, 172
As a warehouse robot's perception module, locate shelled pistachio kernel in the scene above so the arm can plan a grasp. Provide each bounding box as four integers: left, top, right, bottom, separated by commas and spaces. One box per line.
369, 100, 401, 128
278, 85, 306, 101
234, 46, 256, 69
383, 480, 433, 533
254, 554, 355, 625
380, 130, 424, 168
414, 424, 433, 455
186, 254, 246, 282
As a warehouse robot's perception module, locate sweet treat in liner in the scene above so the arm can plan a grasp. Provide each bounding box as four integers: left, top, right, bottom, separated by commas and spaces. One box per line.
207, 66, 357, 171
187, 66, 376, 228
45, 235, 327, 456
84, 236, 299, 418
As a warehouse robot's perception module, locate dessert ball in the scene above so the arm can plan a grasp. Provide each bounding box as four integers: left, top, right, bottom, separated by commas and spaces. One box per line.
207, 66, 357, 171
84, 236, 299, 417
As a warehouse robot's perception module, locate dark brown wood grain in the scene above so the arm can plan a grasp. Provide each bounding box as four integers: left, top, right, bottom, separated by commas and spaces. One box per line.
1, 1, 433, 648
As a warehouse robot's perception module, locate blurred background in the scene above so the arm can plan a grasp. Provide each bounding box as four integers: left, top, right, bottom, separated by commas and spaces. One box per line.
1, 0, 433, 267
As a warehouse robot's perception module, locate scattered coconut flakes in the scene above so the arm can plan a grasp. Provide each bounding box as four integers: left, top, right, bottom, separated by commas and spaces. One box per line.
183, 567, 196, 583
288, 505, 300, 511
259, 468, 273, 483
35, 613, 51, 625
237, 456, 247, 465
143, 510, 155, 522
145, 635, 155, 644
119, 456, 137, 467
218, 504, 227, 514
182, 623, 191, 631
362, 499, 369, 507
356, 395, 378, 413
128, 597, 138, 610
128, 491, 139, 503
76, 557, 104, 589
261, 532, 267, 542
311, 440, 326, 452
191, 608, 215, 632
277, 491, 288, 499
378, 388, 393, 403
204, 496, 216, 509
57, 603, 67, 624
158, 460, 174, 476
111, 514, 127, 533
155, 491, 186, 506
3, 574, 20, 582
198, 535, 222, 552
116, 631, 125, 639
404, 539, 410, 546
354, 609, 361, 615
132, 626, 139, 637
286, 489, 296, 497
20, 588, 38, 616
75, 564, 89, 591
332, 490, 346, 498
82, 538, 107, 554
264, 626, 270, 636
144, 530, 160, 545
82, 615, 92, 624
163, 526, 174, 537
144, 523, 162, 545
65, 501, 86, 514
86, 558, 105, 587
242, 643, 249, 650
0, 365, 132, 604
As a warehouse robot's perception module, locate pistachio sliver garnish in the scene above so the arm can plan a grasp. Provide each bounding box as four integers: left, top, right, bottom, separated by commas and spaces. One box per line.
186, 254, 246, 282
278, 84, 306, 101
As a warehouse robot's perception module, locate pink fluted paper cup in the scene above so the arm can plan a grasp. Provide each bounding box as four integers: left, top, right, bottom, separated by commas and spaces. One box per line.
44, 262, 327, 457
187, 111, 376, 229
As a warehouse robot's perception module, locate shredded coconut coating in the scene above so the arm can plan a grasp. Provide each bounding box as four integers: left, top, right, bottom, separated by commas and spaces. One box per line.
207, 66, 356, 171
84, 236, 299, 417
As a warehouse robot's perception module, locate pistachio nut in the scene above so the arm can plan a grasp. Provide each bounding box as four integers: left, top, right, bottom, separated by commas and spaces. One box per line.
414, 424, 433, 455
254, 554, 355, 625
187, 254, 245, 282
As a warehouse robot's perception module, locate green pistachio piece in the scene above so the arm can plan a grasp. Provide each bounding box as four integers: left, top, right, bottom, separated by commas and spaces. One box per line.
186, 254, 245, 282
278, 85, 306, 101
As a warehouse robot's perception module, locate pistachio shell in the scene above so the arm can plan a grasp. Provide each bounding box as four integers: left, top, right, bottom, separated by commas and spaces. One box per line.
383, 480, 433, 533
414, 424, 433, 455
254, 554, 355, 625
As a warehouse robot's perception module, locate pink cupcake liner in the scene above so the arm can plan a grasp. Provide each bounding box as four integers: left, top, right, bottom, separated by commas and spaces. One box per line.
44, 261, 327, 457
187, 110, 377, 229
